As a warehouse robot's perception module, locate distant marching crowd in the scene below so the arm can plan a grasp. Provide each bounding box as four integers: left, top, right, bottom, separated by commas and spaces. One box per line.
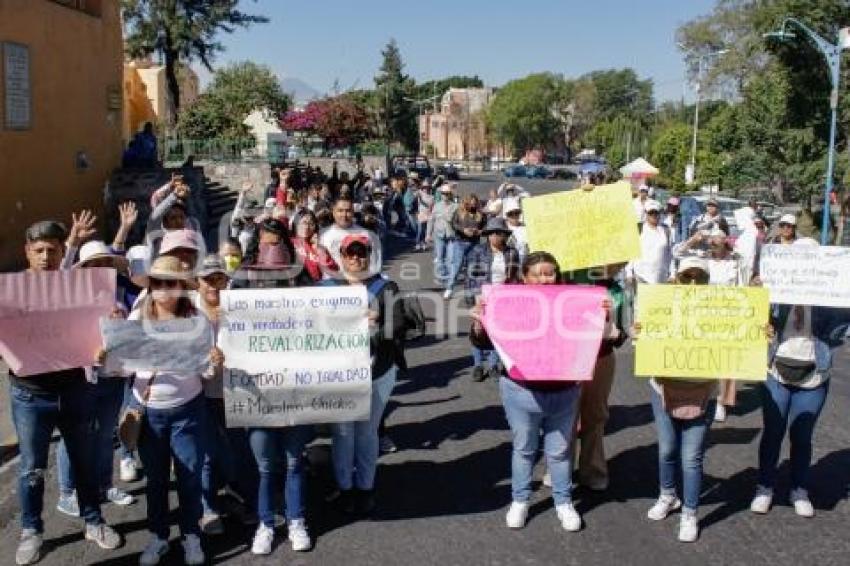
5, 162, 850, 565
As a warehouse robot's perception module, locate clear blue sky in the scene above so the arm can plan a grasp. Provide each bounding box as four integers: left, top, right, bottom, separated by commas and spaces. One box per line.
200, 0, 719, 103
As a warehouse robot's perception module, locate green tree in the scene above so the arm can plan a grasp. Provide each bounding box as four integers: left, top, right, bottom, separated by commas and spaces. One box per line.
582, 69, 654, 126
486, 73, 566, 154
374, 39, 417, 150
122, 0, 268, 125
177, 62, 290, 139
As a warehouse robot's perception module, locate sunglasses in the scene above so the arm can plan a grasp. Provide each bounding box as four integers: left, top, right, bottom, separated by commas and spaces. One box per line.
779, 222, 793, 228
679, 271, 710, 284
150, 278, 182, 289
647, 210, 660, 215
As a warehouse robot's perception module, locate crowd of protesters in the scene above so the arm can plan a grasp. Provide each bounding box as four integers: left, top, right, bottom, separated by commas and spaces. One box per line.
5, 161, 850, 566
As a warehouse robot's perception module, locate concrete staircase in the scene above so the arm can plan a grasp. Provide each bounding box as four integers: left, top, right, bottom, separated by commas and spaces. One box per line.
204, 178, 239, 251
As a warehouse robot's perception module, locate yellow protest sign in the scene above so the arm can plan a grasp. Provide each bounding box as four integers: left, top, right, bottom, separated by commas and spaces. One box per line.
635, 285, 769, 381
523, 181, 641, 272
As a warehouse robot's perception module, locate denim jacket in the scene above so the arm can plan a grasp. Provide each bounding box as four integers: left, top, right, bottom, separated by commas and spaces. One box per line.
768, 304, 850, 373
464, 243, 520, 303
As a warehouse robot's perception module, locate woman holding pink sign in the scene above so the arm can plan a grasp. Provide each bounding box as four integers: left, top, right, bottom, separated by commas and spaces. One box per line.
472, 251, 611, 532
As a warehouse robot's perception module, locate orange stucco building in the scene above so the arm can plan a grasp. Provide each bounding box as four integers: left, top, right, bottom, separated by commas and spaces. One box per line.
0, 0, 123, 270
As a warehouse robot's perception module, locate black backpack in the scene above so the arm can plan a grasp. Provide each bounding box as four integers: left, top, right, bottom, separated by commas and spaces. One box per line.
367, 278, 427, 342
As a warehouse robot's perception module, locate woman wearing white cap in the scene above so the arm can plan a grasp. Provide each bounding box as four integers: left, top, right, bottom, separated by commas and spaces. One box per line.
634, 257, 719, 543
55, 241, 137, 518
771, 214, 797, 245
674, 226, 748, 422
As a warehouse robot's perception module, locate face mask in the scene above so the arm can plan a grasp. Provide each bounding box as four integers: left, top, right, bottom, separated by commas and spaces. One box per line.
223, 255, 241, 274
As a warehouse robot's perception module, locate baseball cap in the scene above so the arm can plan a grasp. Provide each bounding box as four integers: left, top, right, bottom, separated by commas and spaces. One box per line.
644, 200, 662, 213
779, 214, 797, 226
677, 256, 709, 275
198, 254, 228, 278
340, 234, 370, 253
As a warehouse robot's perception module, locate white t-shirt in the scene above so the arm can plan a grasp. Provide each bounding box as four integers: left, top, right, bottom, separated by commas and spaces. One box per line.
491, 252, 507, 284
629, 224, 672, 283
129, 310, 206, 410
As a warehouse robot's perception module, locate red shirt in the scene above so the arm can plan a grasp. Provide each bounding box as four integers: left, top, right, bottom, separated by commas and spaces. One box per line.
292, 237, 338, 281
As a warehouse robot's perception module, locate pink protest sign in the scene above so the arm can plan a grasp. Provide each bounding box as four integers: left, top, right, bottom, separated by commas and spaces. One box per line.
0, 268, 116, 377
481, 284, 607, 381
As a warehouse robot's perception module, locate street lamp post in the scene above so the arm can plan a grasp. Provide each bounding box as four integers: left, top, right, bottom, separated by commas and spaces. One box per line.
764, 18, 849, 244
679, 46, 728, 187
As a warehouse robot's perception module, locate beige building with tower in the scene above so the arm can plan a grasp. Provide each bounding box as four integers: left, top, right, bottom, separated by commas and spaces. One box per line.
419, 87, 496, 160
123, 59, 200, 141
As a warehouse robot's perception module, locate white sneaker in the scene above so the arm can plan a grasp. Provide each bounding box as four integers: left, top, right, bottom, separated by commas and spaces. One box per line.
678, 511, 699, 543
505, 501, 529, 529
555, 502, 582, 532
251, 523, 275, 555
16, 529, 42, 566
542, 472, 552, 488
790, 488, 815, 518
138, 537, 169, 566
120, 457, 139, 482
443, 289, 453, 300
287, 519, 311, 552
648, 493, 682, 521
714, 404, 727, 422
182, 534, 204, 565
106, 487, 135, 506
750, 486, 773, 514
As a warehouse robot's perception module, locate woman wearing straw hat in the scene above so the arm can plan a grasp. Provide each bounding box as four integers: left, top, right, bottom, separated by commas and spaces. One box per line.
122, 255, 221, 565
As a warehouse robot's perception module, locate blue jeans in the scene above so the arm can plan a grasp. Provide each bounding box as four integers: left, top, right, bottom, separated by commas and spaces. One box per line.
118, 379, 136, 462
201, 398, 258, 515
405, 210, 418, 238
416, 221, 428, 245
650, 388, 716, 512
499, 377, 581, 505
10, 382, 104, 531
433, 235, 454, 284
331, 366, 397, 490
758, 375, 829, 490
138, 394, 206, 539
249, 425, 312, 526
472, 347, 499, 369
446, 240, 474, 291
57, 377, 126, 496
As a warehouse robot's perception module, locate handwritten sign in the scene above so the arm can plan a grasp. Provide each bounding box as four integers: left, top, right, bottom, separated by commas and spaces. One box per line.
0, 269, 115, 376
523, 181, 641, 272
635, 285, 769, 380
482, 284, 607, 381
760, 244, 850, 307
219, 286, 371, 427
101, 318, 213, 374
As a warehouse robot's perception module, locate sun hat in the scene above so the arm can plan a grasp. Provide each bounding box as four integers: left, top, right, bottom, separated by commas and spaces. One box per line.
677, 256, 710, 275
779, 213, 797, 226
482, 217, 513, 236
197, 254, 228, 278
146, 255, 193, 284
439, 183, 455, 194
73, 240, 129, 272
159, 229, 202, 255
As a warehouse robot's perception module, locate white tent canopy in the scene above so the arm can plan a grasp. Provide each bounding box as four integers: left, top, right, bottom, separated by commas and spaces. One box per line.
619, 157, 659, 178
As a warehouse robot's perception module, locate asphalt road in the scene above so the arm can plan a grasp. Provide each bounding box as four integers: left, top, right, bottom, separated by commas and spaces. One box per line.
1, 174, 849, 565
